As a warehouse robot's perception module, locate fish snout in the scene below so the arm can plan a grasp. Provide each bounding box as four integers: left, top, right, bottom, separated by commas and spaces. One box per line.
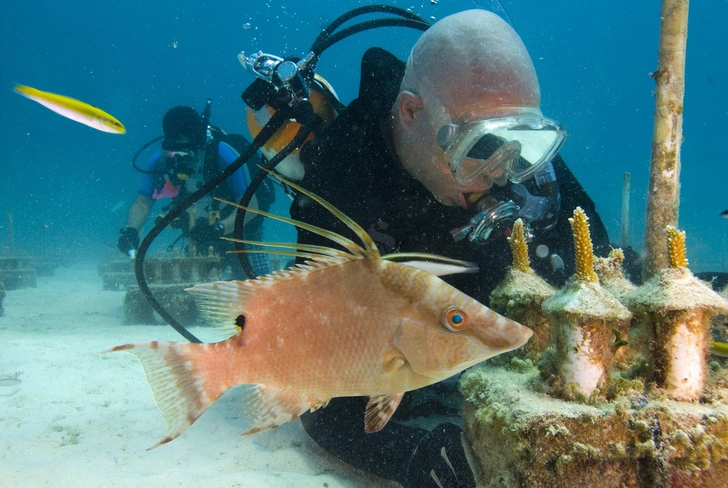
473, 309, 533, 355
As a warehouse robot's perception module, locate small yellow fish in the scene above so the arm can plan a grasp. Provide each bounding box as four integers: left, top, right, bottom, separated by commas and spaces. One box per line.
107, 172, 532, 450
711, 341, 728, 358
14, 84, 126, 134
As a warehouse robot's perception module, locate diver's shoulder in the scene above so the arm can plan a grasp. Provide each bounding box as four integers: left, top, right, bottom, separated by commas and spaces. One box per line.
217, 140, 240, 161
359, 48, 405, 101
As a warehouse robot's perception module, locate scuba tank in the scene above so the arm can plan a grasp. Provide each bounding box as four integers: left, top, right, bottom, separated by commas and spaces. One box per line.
245, 73, 339, 181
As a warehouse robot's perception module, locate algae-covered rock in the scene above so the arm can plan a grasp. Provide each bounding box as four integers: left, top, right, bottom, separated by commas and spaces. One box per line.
461, 364, 728, 487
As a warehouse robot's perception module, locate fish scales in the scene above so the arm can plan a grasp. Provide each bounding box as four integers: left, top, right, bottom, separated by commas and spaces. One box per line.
209, 258, 433, 396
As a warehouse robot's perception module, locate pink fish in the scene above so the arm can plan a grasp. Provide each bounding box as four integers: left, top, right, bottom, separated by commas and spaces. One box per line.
107, 172, 532, 450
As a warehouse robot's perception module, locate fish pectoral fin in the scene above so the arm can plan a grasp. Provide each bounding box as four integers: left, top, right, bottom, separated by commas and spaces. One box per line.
186, 281, 256, 340
365, 393, 405, 433
382, 348, 407, 374
240, 384, 326, 435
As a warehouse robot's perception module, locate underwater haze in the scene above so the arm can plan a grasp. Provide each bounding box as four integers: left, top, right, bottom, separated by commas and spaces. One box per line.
2, 1, 728, 487
1, 0, 727, 270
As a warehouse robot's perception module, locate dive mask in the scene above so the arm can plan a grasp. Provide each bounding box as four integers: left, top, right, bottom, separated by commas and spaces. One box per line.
438, 113, 566, 185
163, 149, 197, 181
421, 84, 567, 186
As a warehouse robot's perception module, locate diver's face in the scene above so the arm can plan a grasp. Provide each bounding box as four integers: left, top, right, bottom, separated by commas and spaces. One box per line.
398, 92, 506, 209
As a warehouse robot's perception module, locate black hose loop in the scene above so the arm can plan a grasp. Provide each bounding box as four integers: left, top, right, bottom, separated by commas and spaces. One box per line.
134, 109, 291, 343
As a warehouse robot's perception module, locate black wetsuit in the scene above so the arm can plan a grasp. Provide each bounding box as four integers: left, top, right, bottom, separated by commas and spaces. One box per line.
291, 48, 611, 488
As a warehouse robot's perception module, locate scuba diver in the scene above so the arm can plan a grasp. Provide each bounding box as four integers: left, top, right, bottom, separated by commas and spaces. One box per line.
284, 9, 631, 488
117, 105, 274, 278
126, 5, 642, 487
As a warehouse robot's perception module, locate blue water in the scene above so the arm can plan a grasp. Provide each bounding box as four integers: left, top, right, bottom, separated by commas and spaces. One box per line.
3, 2, 728, 487
0, 0, 726, 268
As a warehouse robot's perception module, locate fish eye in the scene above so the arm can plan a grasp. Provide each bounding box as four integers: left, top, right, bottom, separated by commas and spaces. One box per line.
443, 308, 468, 331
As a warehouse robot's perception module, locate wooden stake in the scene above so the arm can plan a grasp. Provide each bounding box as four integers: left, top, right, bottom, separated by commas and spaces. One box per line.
643, 0, 689, 279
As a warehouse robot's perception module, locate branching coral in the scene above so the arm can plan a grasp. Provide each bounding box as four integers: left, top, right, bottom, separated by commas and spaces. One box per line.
490, 218, 555, 361
507, 218, 532, 273
570, 207, 598, 283
543, 209, 632, 400
666, 225, 688, 269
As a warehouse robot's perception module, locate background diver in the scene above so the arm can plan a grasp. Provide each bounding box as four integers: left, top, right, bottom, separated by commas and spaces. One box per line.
116, 105, 275, 278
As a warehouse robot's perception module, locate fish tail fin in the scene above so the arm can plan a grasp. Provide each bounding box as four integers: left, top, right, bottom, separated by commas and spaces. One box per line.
106, 341, 230, 450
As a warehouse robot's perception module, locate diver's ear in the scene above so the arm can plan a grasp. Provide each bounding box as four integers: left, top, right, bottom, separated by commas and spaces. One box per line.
397, 91, 424, 130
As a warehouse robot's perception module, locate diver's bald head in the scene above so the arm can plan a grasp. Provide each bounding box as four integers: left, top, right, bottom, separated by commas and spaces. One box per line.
401, 9, 540, 114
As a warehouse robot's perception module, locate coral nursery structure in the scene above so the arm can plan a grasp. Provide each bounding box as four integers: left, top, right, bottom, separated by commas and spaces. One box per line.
626, 226, 728, 401
460, 4, 725, 484
462, 219, 728, 487
542, 208, 631, 400
489, 219, 555, 361
99, 251, 224, 324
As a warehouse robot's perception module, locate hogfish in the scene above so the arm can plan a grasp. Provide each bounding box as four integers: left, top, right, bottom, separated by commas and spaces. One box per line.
107, 172, 532, 450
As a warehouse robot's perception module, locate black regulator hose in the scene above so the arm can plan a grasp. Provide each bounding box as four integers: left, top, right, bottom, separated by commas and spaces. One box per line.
134, 108, 292, 343
234, 101, 321, 278
306, 6, 429, 76
131, 135, 163, 174
312, 18, 430, 57
312, 5, 426, 50
232, 7, 429, 278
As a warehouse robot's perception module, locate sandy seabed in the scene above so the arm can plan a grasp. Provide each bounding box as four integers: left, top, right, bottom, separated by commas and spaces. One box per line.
0, 265, 398, 488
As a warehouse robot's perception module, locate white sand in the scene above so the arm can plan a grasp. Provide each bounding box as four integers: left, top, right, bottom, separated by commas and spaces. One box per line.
0, 265, 399, 488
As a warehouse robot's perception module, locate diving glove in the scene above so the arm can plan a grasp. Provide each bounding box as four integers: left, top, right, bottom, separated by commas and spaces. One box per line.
117, 227, 139, 256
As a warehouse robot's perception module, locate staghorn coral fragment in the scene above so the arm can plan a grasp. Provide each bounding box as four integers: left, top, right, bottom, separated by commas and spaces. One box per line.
507, 218, 532, 273
543, 210, 632, 400
665, 225, 688, 269
569, 207, 598, 283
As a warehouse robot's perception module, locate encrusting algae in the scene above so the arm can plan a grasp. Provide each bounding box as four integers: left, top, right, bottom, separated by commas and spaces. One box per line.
460, 360, 728, 487
542, 207, 631, 400
489, 218, 555, 362
593, 248, 636, 302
